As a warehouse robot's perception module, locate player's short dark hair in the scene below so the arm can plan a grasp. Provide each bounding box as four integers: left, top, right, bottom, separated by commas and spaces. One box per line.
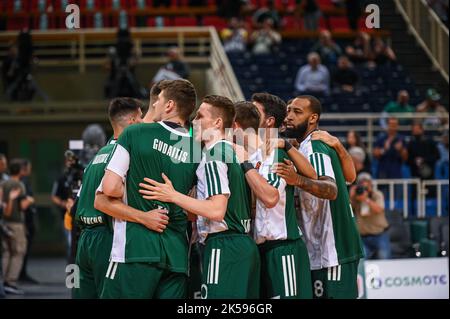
108, 97, 143, 123
150, 81, 162, 98
251, 92, 286, 128
234, 101, 260, 131
296, 95, 322, 119
158, 79, 197, 121
202, 95, 235, 129
9, 158, 23, 176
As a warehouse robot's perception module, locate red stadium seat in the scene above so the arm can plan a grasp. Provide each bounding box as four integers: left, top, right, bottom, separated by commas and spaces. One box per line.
173, 16, 198, 26
203, 16, 227, 30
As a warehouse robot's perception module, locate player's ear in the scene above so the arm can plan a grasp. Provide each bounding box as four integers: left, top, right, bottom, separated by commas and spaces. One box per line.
165, 99, 175, 114
310, 113, 319, 125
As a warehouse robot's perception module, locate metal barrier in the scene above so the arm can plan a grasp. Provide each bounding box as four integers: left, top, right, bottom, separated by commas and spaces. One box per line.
394, 0, 449, 83
372, 179, 449, 218
421, 180, 449, 217
372, 178, 421, 218
0, 26, 243, 103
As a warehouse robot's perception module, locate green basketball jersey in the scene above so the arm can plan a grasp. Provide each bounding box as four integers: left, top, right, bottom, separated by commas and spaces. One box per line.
75, 140, 116, 230
104, 121, 199, 273
250, 148, 302, 244
298, 133, 364, 269
196, 140, 252, 242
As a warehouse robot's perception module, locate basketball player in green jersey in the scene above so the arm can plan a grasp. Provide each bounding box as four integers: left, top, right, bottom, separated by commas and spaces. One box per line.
139, 95, 260, 299
73, 97, 151, 298
274, 95, 364, 299
94, 79, 199, 298
232, 96, 316, 299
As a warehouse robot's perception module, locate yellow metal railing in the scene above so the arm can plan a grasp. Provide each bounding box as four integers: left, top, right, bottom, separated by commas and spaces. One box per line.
395, 0, 449, 82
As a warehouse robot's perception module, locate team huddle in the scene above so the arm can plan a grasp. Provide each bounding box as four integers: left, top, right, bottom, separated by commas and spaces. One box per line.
72, 79, 364, 299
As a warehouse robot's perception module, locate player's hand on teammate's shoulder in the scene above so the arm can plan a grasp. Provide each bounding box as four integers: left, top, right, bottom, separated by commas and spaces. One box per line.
311, 130, 339, 148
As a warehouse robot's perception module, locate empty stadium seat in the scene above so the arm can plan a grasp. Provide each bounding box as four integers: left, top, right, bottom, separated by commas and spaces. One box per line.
387, 216, 414, 258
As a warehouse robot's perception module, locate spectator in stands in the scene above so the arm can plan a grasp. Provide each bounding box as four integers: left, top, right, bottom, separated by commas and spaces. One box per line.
311, 30, 343, 67
105, 29, 144, 99
332, 55, 359, 93
345, 0, 361, 31
0, 154, 9, 182
253, 0, 281, 29
350, 173, 391, 259
345, 130, 371, 173
221, 17, 248, 53
1, 44, 19, 94
345, 31, 371, 64
294, 52, 330, 95
250, 18, 282, 55
302, 0, 321, 31
380, 90, 415, 129
349, 146, 368, 175
406, 121, 440, 180
435, 130, 449, 179
51, 157, 73, 259
368, 36, 396, 68
152, 47, 191, 83
373, 117, 408, 179
416, 88, 449, 129
18, 159, 38, 284
1, 159, 34, 295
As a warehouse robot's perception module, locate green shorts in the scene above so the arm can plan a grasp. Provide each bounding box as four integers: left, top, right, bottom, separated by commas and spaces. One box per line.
73, 225, 113, 299
201, 231, 260, 299
100, 261, 188, 299
259, 238, 312, 299
311, 260, 359, 299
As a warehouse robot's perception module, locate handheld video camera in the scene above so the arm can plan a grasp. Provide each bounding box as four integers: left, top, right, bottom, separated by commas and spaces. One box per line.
64, 140, 85, 199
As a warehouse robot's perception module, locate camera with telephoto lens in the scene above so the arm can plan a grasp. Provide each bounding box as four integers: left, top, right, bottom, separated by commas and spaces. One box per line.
355, 185, 368, 196
64, 140, 86, 199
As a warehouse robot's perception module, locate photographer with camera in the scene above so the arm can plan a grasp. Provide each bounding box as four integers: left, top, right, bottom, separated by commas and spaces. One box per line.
1, 159, 34, 295
51, 152, 81, 260
350, 173, 391, 260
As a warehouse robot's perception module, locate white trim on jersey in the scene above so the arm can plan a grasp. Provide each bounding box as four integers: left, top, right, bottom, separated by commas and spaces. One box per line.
309, 152, 335, 180
205, 161, 230, 198
158, 121, 190, 137
106, 144, 130, 180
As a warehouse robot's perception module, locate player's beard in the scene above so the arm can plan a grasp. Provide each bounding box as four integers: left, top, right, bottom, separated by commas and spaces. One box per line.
284, 120, 308, 140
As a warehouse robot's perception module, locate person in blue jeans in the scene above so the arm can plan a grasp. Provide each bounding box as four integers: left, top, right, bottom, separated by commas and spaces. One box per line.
350, 173, 391, 259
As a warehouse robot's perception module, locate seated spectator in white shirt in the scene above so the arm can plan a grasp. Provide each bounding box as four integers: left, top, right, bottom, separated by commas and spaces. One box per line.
250, 18, 281, 55
294, 52, 330, 95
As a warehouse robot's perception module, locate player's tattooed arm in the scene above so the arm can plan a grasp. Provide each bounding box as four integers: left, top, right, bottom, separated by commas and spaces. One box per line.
273, 161, 338, 200
295, 175, 337, 200
311, 130, 356, 184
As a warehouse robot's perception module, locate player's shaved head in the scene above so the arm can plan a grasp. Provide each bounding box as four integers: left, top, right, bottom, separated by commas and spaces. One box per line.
295, 95, 322, 119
